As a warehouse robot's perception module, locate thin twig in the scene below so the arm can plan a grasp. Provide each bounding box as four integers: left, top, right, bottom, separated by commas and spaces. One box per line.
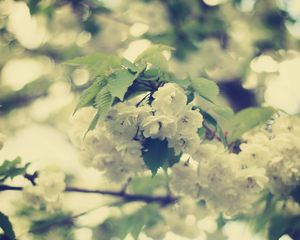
65, 187, 178, 206
119, 177, 132, 194
0, 185, 179, 206
202, 121, 222, 141
0, 185, 22, 191
136, 93, 151, 107
24, 172, 38, 186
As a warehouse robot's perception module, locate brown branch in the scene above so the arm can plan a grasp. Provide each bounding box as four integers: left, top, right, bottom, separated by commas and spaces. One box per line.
135, 92, 151, 107
0, 185, 22, 191
24, 172, 38, 186
66, 187, 178, 206
0, 185, 178, 206
202, 121, 222, 141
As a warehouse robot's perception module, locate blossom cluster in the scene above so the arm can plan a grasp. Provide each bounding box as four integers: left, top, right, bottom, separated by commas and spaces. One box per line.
70, 81, 300, 216
70, 83, 203, 183
242, 116, 300, 195
170, 143, 268, 216
171, 115, 300, 215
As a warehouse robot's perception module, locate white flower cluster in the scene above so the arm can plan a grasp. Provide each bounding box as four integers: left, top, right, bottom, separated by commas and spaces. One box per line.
170, 115, 300, 216
242, 115, 300, 195
70, 83, 203, 182
71, 79, 300, 216
142, 83, 203, 155
23, 170, 65, 211
71, 104, 148, 183
170, 143, 268, 216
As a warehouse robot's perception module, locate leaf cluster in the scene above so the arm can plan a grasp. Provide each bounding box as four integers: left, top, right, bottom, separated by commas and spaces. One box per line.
0, 157, 30, 183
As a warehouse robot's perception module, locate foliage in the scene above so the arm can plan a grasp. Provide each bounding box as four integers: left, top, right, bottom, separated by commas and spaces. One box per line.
226, 107, 275, 143
0, 212, 15, 240
128, 175, 168, 195
95, 206, 163, 240
269, 214, 300, 240
29, 213, 74, 236
0, 157, 30, 182
141, 138, 180, 176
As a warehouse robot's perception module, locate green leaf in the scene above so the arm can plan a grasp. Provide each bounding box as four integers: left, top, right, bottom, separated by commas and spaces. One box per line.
196, 95, 234, 131
129, 175, 167, 195
97, 206, 163, 240
0, 157, 30, 182
64, 53, 122, 77
190, 77, 219, 102
121, 58, 138, 73
135, 62, 147, 75
252, 193, 276, 232
197, 127, 206, 139
29, 213, 73, 235
84, 111, 100, 137
227, 107, 275, 143
74, 79, 106, 114
94, 87, 113, 121
107, 69, 137, 100
142, 138, 180, 176
98, 218, 129, 240
216, 125, 228, 148
0, 212, 15, 240
129, 207, 163, 240
135, 45, 174, 71
268, 215, 300, 240
200, 110, 228, 147
160, 71, 190, 88
142, 68, 160, 80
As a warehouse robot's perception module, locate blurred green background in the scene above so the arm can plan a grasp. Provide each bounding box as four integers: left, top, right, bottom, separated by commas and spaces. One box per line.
0, 0, 300, 239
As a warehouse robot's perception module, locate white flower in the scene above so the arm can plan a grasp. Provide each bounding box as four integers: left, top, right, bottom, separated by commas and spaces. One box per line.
243, 132, 270, 145
152, 83, 187, 117
91, 152, 115, 169
266, 134, 300, 195
237, 167, 269, 191
168, 132, 201, 155
198, 153, 238, 190
106, 103, 139, 139
194, 152, 267, 216
192, 143, 224, 163
115, 139, 142, 160
177, 107, 203, 133
272, 115, 300, 137
170, 160, 202, 199
106, 103, 152, 140
37, 171, 66, 202
84, 127, 115, 154
93, 151, 141, 183
238, 143, 272, 168
240, 116, 300, 196
141, 114, 177, 139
